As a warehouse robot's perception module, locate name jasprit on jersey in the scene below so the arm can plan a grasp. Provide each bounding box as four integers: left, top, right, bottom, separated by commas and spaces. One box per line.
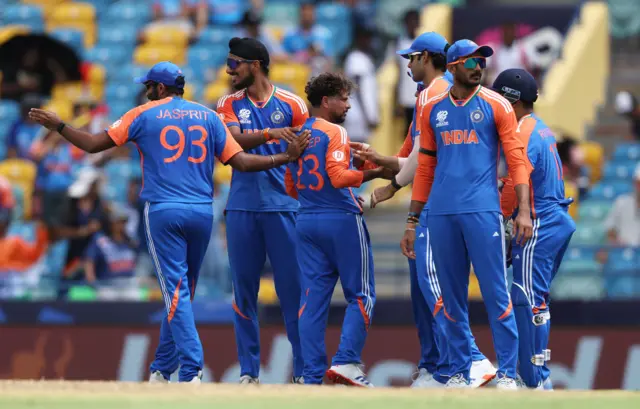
156, 109, 211, 120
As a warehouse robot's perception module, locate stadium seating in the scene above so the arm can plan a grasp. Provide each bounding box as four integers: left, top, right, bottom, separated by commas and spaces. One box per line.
2, 4, 45, 32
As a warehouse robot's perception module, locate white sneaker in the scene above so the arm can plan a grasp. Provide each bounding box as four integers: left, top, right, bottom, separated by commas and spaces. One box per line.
469, 359, 497, 388
515, 374, 526, 388
292, 376, 304, 384
445, 374, 470, 389
542, 377, 554, 391
187, 370, 203, 384
239, 375, 260, 384
411, 368, 444, 388
149, 371, 168, 384
496, 376, 518, 391
326, 364, 373, 388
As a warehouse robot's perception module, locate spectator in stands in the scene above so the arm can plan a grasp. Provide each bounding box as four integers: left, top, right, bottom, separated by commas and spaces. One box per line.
282, 2, 333, 64
604, 164, 640, 247
343, 26, 378, 144
239, 11, 287, 63
6, 95, 48, 160
144, 0, 208, 43
390, 9, 420, 139
485, 22, 531, 85
124, 178, 143, 251
557, 137, 590, 200
55, 168, 107, 298
0, 49, 59, 102
83, 205, 137, 288
614, 90, 640, 140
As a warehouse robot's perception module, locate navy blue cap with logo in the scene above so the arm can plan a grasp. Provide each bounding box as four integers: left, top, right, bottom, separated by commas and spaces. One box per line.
134, 61, 185, 89
491, 68, 539, 104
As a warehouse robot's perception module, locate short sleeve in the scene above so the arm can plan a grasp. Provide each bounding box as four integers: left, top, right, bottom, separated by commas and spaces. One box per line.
212, 113, 243, 164
216, 96, 240, 128
105, 107, 142, 146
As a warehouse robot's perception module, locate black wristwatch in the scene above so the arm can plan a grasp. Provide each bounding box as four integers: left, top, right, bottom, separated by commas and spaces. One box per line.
391, 176, 402, 190
56, 122, 66, 134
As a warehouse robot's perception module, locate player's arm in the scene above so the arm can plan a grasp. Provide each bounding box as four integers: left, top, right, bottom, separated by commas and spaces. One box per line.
497, 106, 533, 244
350, 141, 402, 172
28, 108, 116, 153
326, 130, 381, 188
284, 167, 298, 200
500, 176, 518, 219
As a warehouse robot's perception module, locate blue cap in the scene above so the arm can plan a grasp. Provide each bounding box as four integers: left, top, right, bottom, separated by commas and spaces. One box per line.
134, 61, 185, 88
446, 39, 493, 65
492, 68, 539, 103
397, 32, 448, 59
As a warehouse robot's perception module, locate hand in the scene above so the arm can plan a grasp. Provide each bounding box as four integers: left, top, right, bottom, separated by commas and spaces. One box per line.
356, 196, 366, 207
269, 127, 301, 144
513, 211, 533, 246
401, 224, 417, 259
285, 130, 310, 161
379, 167, 397, 180
29, 109, 62, 131
349, 142, 381, 165
370, 184, 398, 208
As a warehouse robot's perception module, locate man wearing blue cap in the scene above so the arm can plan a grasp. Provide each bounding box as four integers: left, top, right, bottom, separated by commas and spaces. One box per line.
401, 39, 534, 389
352, 32, 496, 388
28, 61, 310, 384
493, 68, 575, 390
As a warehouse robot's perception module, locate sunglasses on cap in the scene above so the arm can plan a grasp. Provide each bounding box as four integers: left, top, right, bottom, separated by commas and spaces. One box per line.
451, 56, 487, 70
227, 58, 258, 70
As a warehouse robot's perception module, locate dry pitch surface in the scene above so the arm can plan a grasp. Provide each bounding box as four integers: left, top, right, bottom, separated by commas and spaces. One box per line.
0, 381, 638, 409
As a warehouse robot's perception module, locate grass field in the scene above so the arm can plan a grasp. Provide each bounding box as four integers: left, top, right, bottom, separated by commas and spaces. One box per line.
1, 381, 639, 409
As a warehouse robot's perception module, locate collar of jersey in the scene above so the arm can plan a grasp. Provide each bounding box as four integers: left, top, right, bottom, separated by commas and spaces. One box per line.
245, 85, 276, 108
448, 85, 481, 107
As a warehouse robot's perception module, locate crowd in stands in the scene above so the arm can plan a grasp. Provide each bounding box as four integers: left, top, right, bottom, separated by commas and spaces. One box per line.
0, 0, 638, 301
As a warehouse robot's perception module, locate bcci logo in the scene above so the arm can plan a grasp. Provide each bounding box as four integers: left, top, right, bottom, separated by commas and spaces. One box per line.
470, 109, 484, 123
238, 108, 251, 124
435, 110, 448, 128
110, 119, 122, 129
270, 110, 285, 124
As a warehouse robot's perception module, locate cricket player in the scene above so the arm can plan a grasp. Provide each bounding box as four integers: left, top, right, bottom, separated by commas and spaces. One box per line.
492, 69, 576, 390
401, 39, 534, 389
216, 37, 309, 384
284, 73, 383, 387
28, 61, 310, 383
351, 33, 495, 388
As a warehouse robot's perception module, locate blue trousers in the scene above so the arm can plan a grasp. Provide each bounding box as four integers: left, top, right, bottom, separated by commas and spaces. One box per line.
296, 213, 375, 385
226, 210, 303, 379
414, 224, 486, 383
511, 208, 575, 388
145, 202, 213, 382
428, 212, 518, 380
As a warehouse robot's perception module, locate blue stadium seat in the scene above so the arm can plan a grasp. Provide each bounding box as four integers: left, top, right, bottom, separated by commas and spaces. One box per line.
104, 159, 135, 180
108, 102, 132, 122
605, 247, 640, 273
602, 161, 638, 181
104, 83, 138, 105
80, 0, 111, 14
84, 45, 131, 68
570, 222, 606, 245
50, 28, 85, 54
577, 200, 612, 222
612, 142, 640, 162
187, 45, 227, 72
563, 245, 597, 263
102, 2, 151, 24
98, 25, 138, 47
552, 274, 604, 300
198, 27, 238, 46
0, 100, 20, 122
0, 144, 6, 161
2, 4, 44, 31
558, 259, 601, 275
605, 276, 640, 299
589, 181, 633, 200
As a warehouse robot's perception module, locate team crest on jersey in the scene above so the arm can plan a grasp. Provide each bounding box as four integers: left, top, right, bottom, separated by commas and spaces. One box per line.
435, 110, 449, 128
110, 119, 122, 129
332, 151, 345, 161
238, 108, 251, 124
270, 110, 285, 124
470, 109, 484, 123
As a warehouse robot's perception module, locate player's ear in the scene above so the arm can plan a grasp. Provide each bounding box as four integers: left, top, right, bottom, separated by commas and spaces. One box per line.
321, 95, 329, 109
157, 83, 166, 96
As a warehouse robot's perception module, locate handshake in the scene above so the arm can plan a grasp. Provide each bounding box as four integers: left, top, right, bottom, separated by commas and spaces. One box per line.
349, 142, 404, 208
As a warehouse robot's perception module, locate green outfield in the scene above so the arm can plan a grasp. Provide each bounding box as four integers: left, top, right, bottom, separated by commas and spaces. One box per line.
1, 381, 638, 409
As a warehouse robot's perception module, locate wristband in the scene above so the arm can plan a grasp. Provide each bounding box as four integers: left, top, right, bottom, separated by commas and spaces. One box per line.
391, 177, 402, 190
407, 216, 419, 224
405, 227, 416, 231
269, 155, 275, 165
263, 128, 271, 141
57, 122, 66, 134
407, 211, 419, 218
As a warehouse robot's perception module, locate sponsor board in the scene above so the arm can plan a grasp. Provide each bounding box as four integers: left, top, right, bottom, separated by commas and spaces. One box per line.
1, 326, 639, 389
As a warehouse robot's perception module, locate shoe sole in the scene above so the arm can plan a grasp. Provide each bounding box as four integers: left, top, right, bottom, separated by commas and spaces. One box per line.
471, 372, 497, 388
325, 369, 369, 388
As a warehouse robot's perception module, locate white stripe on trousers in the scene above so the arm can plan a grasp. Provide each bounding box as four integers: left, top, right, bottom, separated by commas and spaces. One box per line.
355, 214, 373, 318
522, 218, 541, 304
499, 214, 510, 293
424, 228, 441, 300
144, 202, 171, 314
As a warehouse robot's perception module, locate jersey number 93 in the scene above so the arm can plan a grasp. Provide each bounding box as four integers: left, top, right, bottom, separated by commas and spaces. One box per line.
160, 125, 208, 164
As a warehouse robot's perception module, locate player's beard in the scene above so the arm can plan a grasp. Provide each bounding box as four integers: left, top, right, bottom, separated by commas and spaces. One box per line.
331, 109, 348, 124
233, 72, 255, 90
147, 85, 160, 101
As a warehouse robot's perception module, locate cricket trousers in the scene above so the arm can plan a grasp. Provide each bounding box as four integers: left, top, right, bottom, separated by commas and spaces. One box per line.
428, 211, 518, 380
511, 206, 575, 388
414, 223, 487, 383
226, 210, 303, 379
145, 202, 213, 382
296, 213, 375, 385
